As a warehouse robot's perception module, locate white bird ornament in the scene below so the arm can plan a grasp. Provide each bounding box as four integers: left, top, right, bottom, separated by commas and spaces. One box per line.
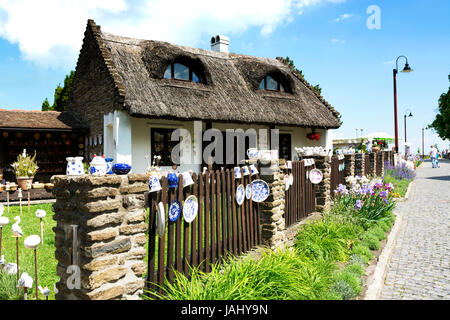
12, 216, 24, 237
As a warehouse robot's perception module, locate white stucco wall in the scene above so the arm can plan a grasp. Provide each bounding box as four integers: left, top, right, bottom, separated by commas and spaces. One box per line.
104, 112, 331, 174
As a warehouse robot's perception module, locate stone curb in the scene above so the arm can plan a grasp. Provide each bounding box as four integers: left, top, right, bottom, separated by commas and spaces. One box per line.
396, 178, 415, 202
364, 180, 414, 300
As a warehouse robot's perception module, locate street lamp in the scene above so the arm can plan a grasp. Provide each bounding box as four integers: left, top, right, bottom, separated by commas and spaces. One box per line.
393, 55, 413, 153
404, 109, 413, 156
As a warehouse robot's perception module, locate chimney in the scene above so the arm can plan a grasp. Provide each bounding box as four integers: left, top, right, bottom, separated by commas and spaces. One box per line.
210, 35, 229, 53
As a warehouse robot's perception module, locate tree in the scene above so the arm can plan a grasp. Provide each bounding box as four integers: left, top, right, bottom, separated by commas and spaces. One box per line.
284, 56, 322, 95
41, 98, 51, 111
428, 75, 450, 140
41, 70, 75, 111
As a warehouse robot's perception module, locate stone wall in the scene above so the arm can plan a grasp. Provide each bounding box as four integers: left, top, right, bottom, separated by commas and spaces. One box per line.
369, 153, 376, 176
311, 155, 331, 212
259, 160, 287, 250
344, 154, 355, 181
354, 153, 364, 177
51, 174, 149, 300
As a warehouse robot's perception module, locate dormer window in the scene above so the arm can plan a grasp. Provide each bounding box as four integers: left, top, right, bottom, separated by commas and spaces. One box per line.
164, 63, 201, 83
259, 75, 286, 92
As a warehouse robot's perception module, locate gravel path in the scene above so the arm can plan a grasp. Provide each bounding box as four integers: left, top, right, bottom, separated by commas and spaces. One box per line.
380, 158, 450, 300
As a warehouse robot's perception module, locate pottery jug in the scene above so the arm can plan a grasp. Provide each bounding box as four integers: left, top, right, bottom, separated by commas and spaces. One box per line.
89, 155, 107, 175
66, 157, 84, 175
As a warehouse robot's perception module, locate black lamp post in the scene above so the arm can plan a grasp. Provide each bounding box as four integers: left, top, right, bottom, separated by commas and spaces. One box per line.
403, 109, 413, 156
393, 55, 413, 153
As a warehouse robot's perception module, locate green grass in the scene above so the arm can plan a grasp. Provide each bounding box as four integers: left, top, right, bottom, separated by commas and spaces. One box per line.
0, 203, 57, 300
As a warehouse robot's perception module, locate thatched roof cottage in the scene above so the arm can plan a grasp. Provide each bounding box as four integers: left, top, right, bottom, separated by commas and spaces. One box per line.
68, 19, 341, 173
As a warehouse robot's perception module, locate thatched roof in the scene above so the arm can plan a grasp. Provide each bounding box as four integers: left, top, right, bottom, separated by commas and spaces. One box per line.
0, 109, 88, 131
82, 20, 341, 129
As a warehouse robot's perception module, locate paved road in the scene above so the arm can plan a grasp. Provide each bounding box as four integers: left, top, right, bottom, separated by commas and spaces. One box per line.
380, 158, 450, 300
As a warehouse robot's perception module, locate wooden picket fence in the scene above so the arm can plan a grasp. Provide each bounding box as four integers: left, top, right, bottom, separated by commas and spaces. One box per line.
146, 166, 261, 295
330, 156, 346, 195
364, 154, 371, 176
284, 160, 316, 228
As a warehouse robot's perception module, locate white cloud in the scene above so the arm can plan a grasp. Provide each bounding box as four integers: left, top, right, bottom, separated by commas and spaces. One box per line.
334, 13, 353, 22
331, 38, 345, 44
0, 0, 346, 68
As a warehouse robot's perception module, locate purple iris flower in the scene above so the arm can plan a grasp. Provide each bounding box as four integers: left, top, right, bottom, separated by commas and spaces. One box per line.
355, 200, 363, 210
379, 190, 388, 198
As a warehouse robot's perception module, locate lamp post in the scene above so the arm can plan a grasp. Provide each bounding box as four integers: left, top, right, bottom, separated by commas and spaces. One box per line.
404, 109, 413, 156
393, 55, 413, 153
422, 128, 425, 159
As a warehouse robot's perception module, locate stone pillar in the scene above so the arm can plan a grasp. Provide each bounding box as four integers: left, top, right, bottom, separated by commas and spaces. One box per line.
354, 153, 364, 177
344, 154, 355, 180
311, 155, 331, 212
259, 160, 286, 250
51, 174, 149, 300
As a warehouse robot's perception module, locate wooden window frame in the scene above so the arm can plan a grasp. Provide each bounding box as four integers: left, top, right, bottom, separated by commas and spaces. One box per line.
164, 63, 201, 83
151, 128, 178, 167
260, 75, 284, 92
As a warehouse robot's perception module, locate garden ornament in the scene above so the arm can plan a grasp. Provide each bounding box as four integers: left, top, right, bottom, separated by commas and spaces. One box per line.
181, 171, 194, 188
36, 209, 46, 246
39, 286, 51, 300
167, 172, 179, 188
89, 155, 107, 175
148, 175, 162, 193
0, 206, 9, 263
24, 235, 40, 300
12, 216, 23, 283
17, 272, 33, 300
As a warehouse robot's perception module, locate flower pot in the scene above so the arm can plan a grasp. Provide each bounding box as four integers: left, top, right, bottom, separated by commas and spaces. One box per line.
16, 176, 34, 191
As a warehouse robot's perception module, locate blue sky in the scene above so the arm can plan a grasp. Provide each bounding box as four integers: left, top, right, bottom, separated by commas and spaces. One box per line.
0, 0, 449, 154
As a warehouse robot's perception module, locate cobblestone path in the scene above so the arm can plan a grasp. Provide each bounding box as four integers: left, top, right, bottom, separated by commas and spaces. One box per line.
380, 159, 450, 300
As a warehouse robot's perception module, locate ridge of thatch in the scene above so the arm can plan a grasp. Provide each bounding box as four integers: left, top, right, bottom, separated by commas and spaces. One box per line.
275, 56, 342, 125
80, 20, 341, 129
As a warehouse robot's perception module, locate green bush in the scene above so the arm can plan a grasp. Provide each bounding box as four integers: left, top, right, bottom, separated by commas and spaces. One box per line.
344, 263, 365, 277
361, 233, 380, 251
369, 225, 387, 241
333, 270, 363, 297
376, 219, 391, 232
351, 243, 373, 263
331, 280, 355, 300
348, 254, 366, 267
294, 218, 362, 262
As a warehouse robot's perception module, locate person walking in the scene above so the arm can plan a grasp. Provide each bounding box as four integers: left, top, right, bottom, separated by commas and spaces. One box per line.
430, 145, 438, 168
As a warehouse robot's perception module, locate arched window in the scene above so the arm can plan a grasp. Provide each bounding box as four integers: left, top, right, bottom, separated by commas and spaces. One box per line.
164, 63, 201, 83
259, 75, 286, 92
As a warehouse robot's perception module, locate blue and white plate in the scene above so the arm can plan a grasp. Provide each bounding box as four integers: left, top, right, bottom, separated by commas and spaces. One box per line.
168, 200, 181, 222
183, 195, 198, 223
251, 179, 270, 203
245, 184, 252, 200
236, 184, 245, 205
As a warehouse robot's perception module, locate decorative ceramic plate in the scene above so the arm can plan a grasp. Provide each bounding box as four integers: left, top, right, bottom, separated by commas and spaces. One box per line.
156, 202, 165, 237
168, 200, 181, 222
183, 195, 198, 223
251, 179, 270, 203
245, 184, 252, 200
309, 169, 323, 184
236, 184, 245, 205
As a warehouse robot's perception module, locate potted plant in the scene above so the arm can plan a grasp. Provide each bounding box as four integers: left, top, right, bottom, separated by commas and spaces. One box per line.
11, 149, 38, 190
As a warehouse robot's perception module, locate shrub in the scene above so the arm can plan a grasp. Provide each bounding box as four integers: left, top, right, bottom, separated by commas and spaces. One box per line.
333, 271, 363, 297
351, 243, 373, 263
361, 233, 380, 251
294, 219, 361, 262
370, 225, 387, 241
331, 280, 355, 300
376, 219, 391, 232
348, 254, 366, 267
344, 263, 365, 277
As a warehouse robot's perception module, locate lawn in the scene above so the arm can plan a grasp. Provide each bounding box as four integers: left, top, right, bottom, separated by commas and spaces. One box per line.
0, 203, 57, 300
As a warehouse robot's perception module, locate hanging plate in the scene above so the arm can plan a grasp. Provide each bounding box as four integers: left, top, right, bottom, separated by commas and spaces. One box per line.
309, 169, 323, 184
236, 184, 245, 205
245, 184, 252, 200
251, 179, 270, 203
156, 202, 165, 237
168, 200, 181, 222
183, 195, 198, 223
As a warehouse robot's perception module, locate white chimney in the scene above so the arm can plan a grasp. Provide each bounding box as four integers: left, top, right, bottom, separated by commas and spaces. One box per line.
210, 35, 229, 53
